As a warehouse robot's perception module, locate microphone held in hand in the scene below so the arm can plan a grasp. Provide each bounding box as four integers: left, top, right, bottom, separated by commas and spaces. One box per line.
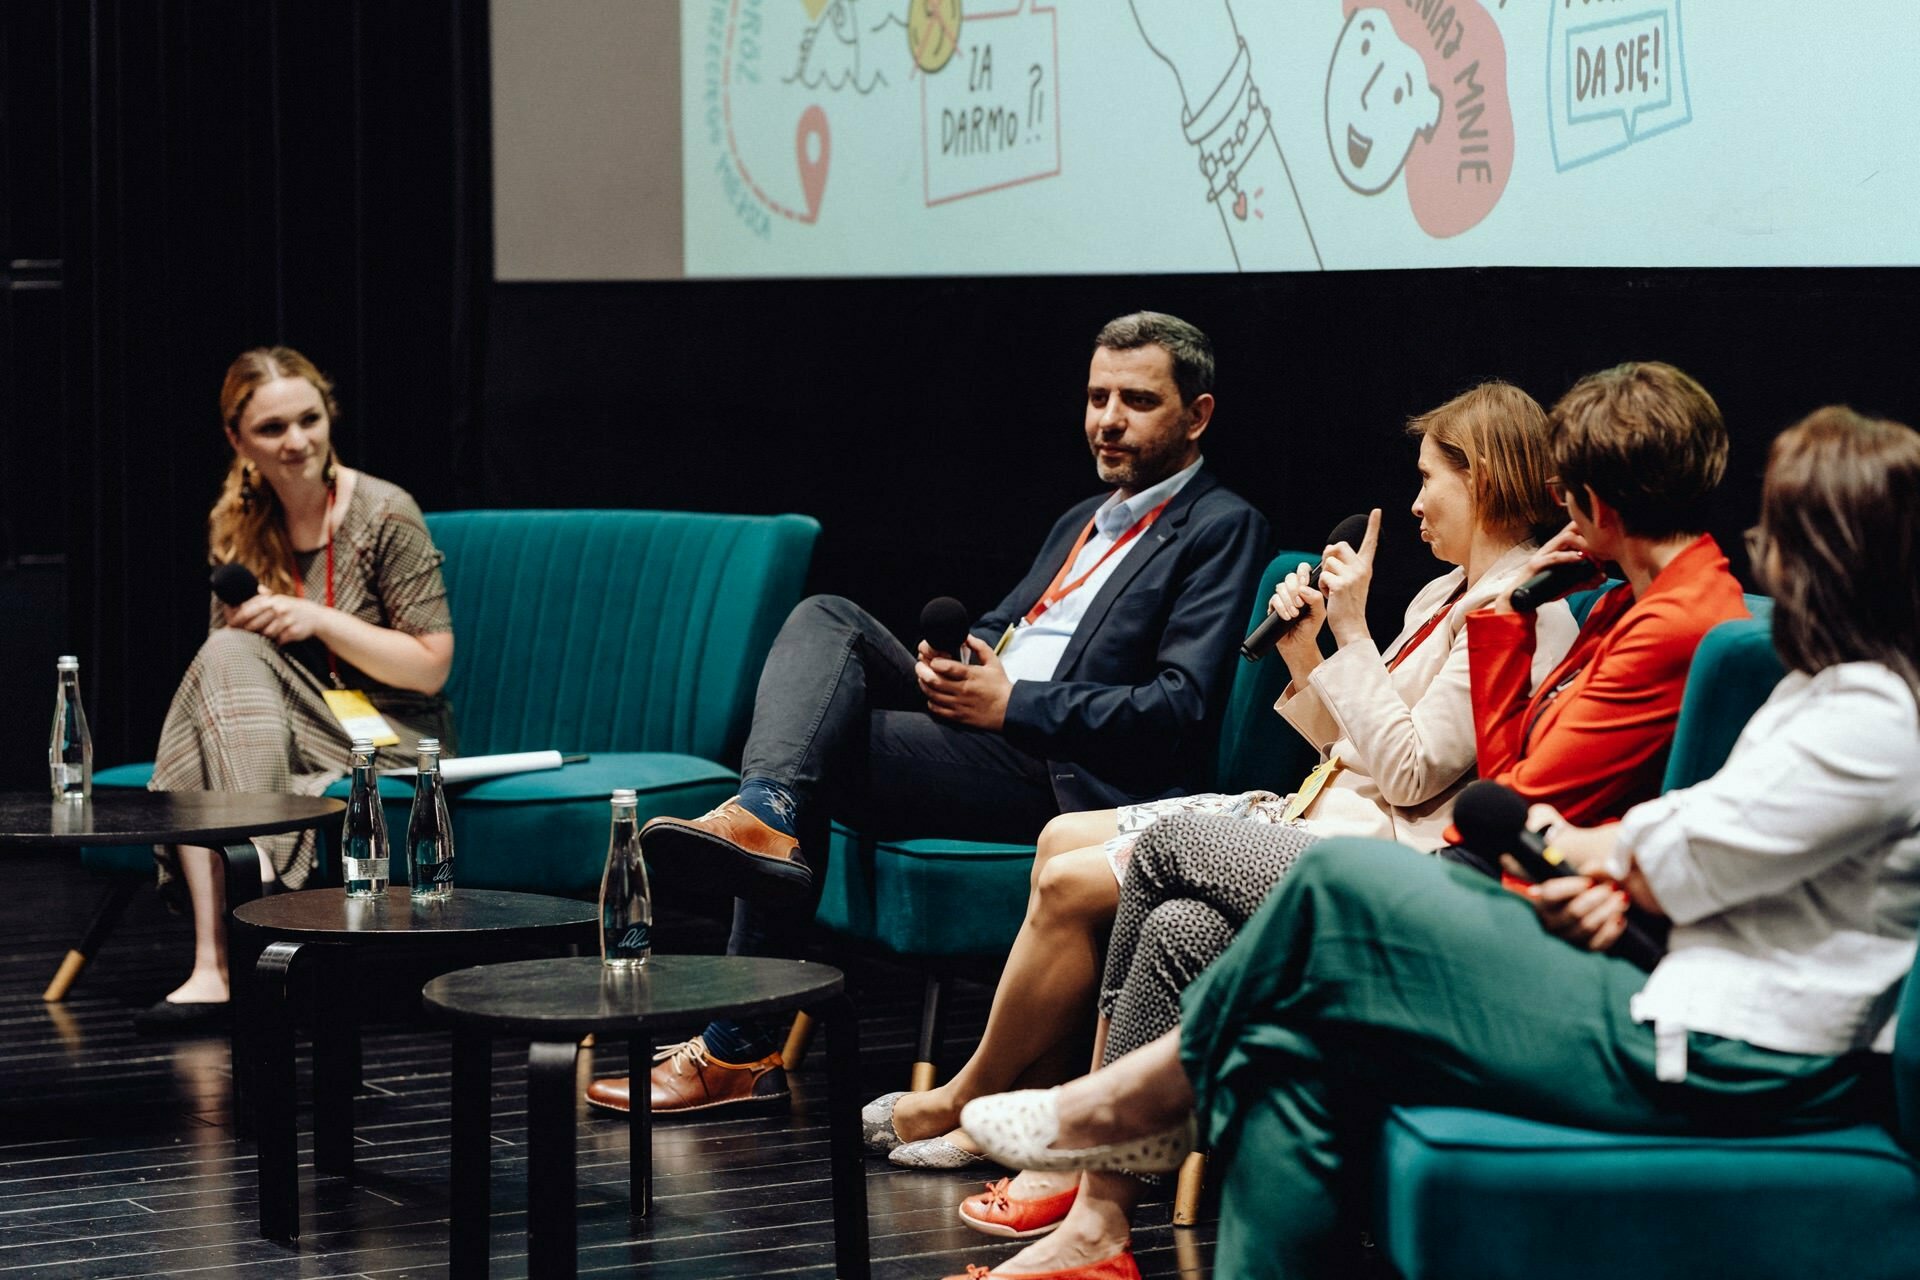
1452, 780, 1665, 971
210, 562, 260, 607
1453, 780, 1559, 876
1240, 513, 1372, 662
1508, 558, 1603, 612
920, 596, 974, 665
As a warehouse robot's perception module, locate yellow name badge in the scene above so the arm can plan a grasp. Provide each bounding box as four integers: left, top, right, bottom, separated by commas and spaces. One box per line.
321, 689, 401, 747
994, 623, 1018, 656
1280, 754, 1343, 824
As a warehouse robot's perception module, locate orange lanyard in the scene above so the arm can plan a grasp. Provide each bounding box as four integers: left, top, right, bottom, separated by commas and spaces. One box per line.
1023, 498, 1171, 625
1384, 583, 1467, 672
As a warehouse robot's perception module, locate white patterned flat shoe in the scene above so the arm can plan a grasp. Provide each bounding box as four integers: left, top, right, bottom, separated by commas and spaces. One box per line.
960, 1088, 1195, 1174
862, 1090, 910, 1153
888, 1134, 993, 1169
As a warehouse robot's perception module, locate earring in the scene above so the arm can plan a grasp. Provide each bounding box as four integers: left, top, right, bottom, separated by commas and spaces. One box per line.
239, 462, 261, 512
323, 449, 338, 489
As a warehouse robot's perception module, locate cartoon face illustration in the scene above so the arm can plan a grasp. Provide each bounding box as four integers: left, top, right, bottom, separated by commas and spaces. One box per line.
1324, 8, 1443, 194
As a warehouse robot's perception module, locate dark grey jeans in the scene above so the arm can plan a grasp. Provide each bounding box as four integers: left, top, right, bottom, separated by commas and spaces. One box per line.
726, 593, 1059, 966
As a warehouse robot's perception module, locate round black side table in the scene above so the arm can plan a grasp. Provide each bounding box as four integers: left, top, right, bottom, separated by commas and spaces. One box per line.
423, 954, 866, 1280
230, 887, 597, 1241
0, 790, 344, 848
0, 790, 344, 1001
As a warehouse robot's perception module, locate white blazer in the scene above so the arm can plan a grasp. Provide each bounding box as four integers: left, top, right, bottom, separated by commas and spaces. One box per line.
1275, 542, 1579, 850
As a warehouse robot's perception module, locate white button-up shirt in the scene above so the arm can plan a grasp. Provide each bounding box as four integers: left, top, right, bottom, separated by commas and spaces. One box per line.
999, 458, 1203, 685
1621, 661, 1920, 1058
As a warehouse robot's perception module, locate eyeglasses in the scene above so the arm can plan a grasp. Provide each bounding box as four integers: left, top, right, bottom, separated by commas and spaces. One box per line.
1546, 477, 1572, 508
1743, 525, 1770, 563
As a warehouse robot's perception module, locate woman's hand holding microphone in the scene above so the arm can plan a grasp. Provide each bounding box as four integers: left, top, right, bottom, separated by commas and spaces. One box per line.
227, 592, 331, 646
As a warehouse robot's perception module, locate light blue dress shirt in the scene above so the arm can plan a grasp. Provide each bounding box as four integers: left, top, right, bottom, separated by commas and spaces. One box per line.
999, 457, 1204, 684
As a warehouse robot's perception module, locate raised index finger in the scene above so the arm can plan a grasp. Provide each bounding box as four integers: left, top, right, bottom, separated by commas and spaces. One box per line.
1356, 507, 1382, 560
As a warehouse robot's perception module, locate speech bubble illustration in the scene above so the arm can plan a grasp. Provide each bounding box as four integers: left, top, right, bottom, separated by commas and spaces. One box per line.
921, 0, 1062, 207
1548, 0, 1692, 171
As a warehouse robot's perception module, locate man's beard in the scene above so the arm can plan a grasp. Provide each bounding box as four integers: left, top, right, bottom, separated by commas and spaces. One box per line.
1095, 434, 1189, 491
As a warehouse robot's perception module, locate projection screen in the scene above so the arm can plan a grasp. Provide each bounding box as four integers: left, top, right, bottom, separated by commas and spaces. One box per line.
492, 1, 1920, 280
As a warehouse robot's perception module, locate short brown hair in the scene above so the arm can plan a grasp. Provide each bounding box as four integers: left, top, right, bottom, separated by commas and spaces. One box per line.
1760, 406, 1920, 701
1548, 362, 1728, 539
1093, 312, 1214, 406
1407, 381, 1559, 544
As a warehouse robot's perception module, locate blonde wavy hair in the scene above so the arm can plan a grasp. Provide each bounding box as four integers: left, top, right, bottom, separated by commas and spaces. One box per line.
208, 346, 342, 596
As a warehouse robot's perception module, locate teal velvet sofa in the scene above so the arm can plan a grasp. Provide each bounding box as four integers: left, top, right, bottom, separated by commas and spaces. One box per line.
52, 509, 819, 995
810, 550, 1323, 1088
1364, 610, 1920, 1280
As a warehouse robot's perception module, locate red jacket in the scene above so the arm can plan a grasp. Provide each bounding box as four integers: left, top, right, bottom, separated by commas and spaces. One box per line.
1465, 535, 1750, 829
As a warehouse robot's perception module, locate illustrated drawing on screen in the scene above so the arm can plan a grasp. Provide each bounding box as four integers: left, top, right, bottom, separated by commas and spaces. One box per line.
1128, 0, 1321, 271
1324, 0, 1513, 240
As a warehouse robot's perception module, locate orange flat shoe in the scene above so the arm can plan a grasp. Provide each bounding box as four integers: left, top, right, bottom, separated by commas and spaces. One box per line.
939, 1245, 1141, 1279
957, 1177, 1079, 1239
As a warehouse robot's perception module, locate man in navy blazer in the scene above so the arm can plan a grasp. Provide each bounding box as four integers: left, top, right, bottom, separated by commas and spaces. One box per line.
973, 465, 1271, 813
602, 313, 1270, 1115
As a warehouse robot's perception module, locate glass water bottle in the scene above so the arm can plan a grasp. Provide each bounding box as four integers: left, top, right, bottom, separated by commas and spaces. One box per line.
598, 789, 652, 967
342, 737, 392, 898
405, 738, 455, 900
49, 655, 92, 802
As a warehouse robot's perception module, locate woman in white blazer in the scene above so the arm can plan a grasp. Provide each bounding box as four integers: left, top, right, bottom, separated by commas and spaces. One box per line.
863, 383, 1578, 1191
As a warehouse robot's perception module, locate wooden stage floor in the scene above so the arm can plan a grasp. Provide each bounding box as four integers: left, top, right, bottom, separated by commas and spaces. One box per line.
0, 851, 1218, 1278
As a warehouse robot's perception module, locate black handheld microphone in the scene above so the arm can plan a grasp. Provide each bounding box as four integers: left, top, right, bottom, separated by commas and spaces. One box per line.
1508, 558, 1603, 612
1454, 781, 1574, 881
210, 562, 260, 607
920, 596, 974, 665
1452, 780, 1665, 971
1240, 513, 1371, 662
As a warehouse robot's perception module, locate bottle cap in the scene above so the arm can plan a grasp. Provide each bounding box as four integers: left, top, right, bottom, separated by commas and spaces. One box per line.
350, 736, 376, 752
417, 738, 441, 754
610, 789, 638, 805
56, 655, 79, 670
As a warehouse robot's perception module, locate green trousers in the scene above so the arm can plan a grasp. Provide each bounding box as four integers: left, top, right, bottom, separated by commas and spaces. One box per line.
1178, 836, 1883, 1280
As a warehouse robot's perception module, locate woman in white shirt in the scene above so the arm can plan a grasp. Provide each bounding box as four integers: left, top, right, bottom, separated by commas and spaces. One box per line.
864, 383, 1577, 1177
951, 406, 1920, 1280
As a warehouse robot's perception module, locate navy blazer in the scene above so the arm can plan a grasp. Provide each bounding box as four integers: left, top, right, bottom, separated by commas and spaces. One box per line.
974, 467, 1270, 813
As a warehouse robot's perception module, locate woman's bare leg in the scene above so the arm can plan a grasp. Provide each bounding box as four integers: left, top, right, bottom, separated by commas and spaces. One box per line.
164, 845, 230, 1004
996, 1011, 1117, 1196
982, 1171, 1146, 1273
890, 815, 1120, 1142
1032, 809, 1121, 871
963, 1033, 1195, 1272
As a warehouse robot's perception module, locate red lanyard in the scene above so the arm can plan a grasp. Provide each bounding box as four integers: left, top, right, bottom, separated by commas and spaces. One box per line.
1023, 498, 1172, 625
1384, 583, 1467, 672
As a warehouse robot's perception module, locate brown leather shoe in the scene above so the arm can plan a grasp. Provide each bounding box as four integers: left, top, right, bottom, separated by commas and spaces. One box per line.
585, 1036, 789, 1115
640, 797, 812, 896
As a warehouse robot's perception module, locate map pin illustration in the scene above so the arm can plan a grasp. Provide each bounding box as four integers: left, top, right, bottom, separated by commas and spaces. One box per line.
795, 105, 830, 224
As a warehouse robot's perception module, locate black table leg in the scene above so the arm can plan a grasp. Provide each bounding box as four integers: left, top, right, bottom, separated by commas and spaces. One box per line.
628, 1036, 652, 1217
229, 920, 267, 1139
312, 947, 358, 1177
449, 1025, 493, 1277
254, 940, 306, 1240
526, 1039, 579, 1280
815, 992, 870, 1280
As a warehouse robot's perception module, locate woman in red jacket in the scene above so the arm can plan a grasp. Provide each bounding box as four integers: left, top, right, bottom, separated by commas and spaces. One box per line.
1447, 360, 1751, 873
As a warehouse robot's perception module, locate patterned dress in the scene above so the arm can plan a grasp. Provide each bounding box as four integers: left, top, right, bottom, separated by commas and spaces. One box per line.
149, 473, 455, 890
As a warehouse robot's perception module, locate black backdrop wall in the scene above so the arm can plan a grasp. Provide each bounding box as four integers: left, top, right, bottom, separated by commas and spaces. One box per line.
4, 3, 1917, 785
